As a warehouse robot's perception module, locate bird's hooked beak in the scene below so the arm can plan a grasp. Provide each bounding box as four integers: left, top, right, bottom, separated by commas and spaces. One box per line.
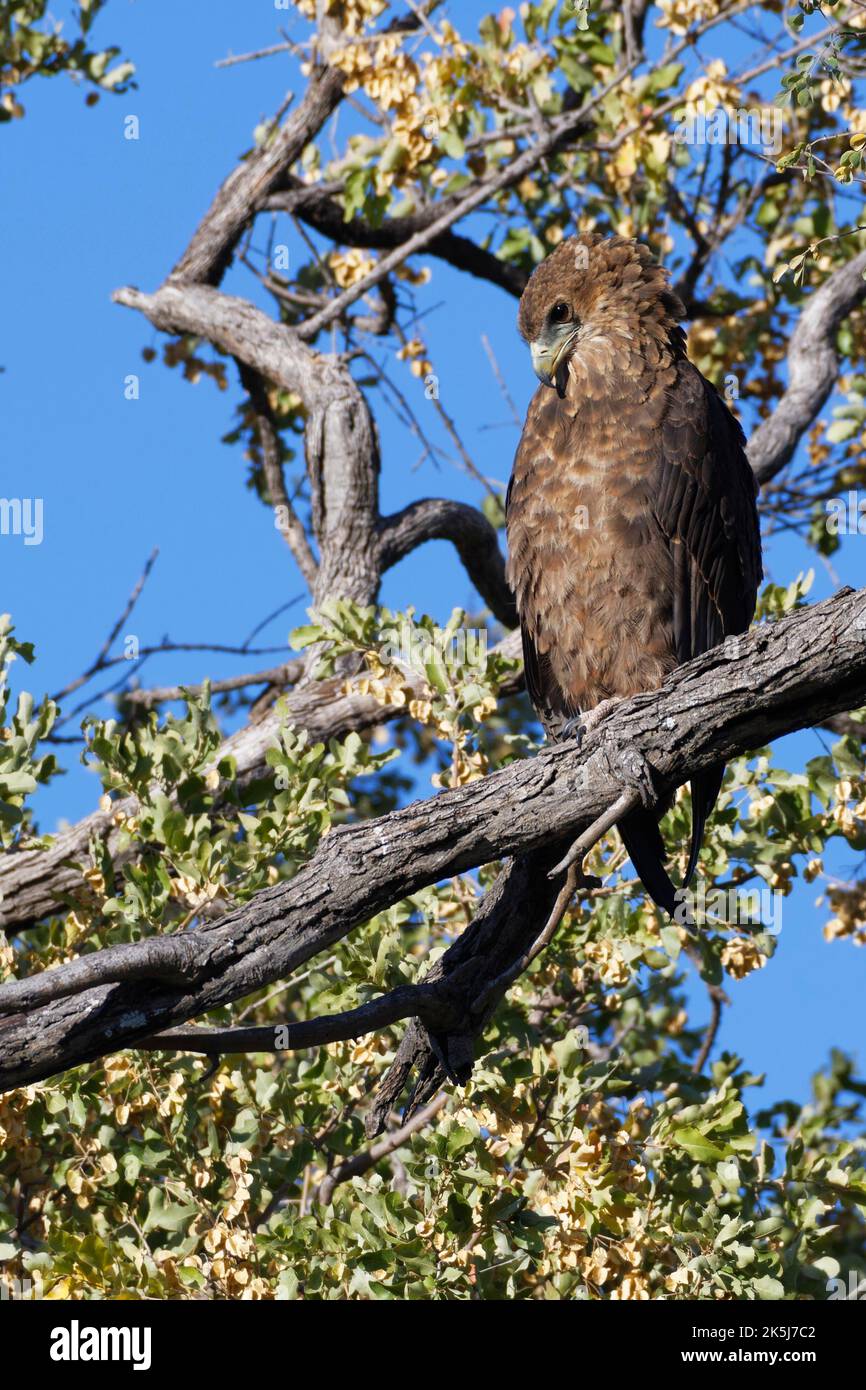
530, 325, 579, 398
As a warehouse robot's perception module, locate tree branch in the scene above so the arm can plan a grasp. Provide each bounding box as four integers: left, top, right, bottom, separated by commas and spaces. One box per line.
2, 585, 865, 1092
170, 66, 346, 286
169, 2, 437, 287
378, 499, 517, 627
133, 982, 463, 1056
112, 282, 383, 612
747, 250, 866, 486
318, 1092, 447, 1206
123, 661, 303, 709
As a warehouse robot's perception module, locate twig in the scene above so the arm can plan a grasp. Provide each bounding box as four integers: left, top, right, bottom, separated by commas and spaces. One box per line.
215, 42, 294, 68
52, 640, 291, 719
318, 1092, 447, 1206
549, 790, 640, 877
481, 333, 521, 429
692, 986, 727, 1076
123, 661, 303, 709
52, 549, 159, 702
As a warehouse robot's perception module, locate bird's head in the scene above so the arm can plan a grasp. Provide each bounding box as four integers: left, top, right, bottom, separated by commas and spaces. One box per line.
517, 234, 685, 396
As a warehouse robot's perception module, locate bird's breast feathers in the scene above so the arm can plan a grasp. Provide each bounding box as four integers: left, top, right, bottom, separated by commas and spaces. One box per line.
506, 425, 676, 712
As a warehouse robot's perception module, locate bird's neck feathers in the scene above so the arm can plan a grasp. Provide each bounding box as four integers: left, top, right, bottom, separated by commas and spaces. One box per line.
563, 294, 686, 405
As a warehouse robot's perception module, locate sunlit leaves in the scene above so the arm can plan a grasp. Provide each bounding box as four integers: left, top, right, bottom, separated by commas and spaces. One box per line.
0, 0, 135, 121
0, 614, 58, 848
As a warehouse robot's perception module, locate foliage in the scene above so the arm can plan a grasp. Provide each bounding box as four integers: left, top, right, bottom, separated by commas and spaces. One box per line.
0, 0, 135, 121
3, 596, 866, 1298
0, 614, 58, 850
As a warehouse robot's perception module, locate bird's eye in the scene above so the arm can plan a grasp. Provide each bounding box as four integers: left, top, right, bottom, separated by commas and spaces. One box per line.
549, 301, 571, 325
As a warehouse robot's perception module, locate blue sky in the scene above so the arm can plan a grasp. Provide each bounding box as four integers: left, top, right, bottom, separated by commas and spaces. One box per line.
2, 0, 864, 1112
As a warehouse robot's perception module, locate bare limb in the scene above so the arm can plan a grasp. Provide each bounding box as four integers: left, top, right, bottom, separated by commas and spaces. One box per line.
170, 67, 346, 286
377, 498, 517, 627
692, 986, 727, 1076
318, 1092, 447, 1206
112, 282, 383, 610
123, 662, 304, 709
747, 249, 866, 486
236, 361, 319, 587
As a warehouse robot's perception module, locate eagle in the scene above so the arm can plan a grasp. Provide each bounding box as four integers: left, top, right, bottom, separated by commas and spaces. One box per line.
506, 234, 762, 916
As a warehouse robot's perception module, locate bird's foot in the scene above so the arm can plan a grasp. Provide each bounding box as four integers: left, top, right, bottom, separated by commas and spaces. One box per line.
561, 716, 586, 744
561, 697, 623, 746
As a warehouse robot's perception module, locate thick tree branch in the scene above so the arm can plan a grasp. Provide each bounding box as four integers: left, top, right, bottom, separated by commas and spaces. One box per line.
133, 981, 464, 1056
112, 282, 382, 611
378, 499, 517, 628
747, 249, 866, 486
362, 847, 565, 1135
2, 586, 865, 1091
168, 3, 436, 287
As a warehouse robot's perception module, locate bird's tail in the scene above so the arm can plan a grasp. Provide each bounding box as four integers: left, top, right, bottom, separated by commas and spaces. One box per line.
683, 762, 725, 891
618, 763, 725, 920
617, 807, 679, 919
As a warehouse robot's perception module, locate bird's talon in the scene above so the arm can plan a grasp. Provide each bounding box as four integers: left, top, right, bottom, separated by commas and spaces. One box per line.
561, 717, 586, 744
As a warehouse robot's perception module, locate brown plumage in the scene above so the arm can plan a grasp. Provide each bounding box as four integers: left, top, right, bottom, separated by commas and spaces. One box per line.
506, 234, 762, 915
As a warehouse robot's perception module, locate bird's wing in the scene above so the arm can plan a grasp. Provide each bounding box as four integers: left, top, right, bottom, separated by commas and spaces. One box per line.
654, 360, 762, 660
650, 360, 762, 887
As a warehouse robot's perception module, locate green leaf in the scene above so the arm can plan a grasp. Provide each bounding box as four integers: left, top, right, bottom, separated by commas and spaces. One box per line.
672, 1127, 732, 1163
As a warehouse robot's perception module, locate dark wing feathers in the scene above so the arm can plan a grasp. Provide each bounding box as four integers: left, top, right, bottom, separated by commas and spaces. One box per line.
653, 362, 761, 893
657, 364, 760, 657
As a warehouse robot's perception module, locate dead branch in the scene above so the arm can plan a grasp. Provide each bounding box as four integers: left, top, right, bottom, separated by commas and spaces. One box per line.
236, 361, 319, 587
318, 1093, 448, 1206
747, 249, 866, 486
378, 499, 517, 628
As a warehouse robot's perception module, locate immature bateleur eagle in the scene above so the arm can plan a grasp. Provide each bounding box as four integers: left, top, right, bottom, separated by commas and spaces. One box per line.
506, 234, 762, 916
